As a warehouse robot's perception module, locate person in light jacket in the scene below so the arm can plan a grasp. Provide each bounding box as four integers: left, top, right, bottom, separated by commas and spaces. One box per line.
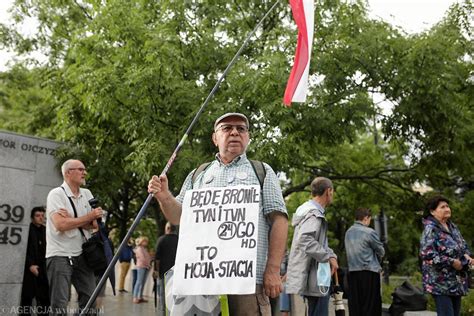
286, 177, 338, 316
345, 208, 385, 316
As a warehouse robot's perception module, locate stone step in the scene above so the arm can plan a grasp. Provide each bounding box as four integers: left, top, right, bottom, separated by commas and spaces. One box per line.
382, 303, 436, 316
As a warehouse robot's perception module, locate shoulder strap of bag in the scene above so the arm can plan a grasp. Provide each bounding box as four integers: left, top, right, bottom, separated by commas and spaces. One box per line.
60, 186, 87, 241
191, 162, 212, 188
191, 160, 267, 189
249, 160, 266, 190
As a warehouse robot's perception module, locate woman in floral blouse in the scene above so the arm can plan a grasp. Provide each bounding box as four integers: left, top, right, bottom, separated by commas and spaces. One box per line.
420, 196, 474, 316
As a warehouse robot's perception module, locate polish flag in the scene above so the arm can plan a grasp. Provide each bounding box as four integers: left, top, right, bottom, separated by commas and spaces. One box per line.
283, 0, 314, 106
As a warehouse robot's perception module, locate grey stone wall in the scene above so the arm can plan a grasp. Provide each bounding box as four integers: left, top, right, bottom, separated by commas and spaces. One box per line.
0, 130, 62, 312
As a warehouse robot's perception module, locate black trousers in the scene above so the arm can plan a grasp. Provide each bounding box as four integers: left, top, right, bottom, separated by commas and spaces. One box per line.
20, 291, 50, 316
348, 270, 382, 316
20, 271, 50, 316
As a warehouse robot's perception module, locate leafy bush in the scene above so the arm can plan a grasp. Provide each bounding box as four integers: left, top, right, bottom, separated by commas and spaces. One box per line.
396, 257, 420, 276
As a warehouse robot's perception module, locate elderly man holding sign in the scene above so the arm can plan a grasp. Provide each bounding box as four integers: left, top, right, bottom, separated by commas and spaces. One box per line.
148, 112, 288, 316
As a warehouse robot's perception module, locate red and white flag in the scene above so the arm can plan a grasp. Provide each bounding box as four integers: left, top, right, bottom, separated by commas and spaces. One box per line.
283, 0, 314, 106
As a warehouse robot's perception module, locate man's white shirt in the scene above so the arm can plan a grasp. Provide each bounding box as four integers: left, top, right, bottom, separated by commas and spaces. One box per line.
45, 181, 94, 257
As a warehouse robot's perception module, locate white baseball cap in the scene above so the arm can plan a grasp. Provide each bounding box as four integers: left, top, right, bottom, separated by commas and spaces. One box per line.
214, 112, 249, 130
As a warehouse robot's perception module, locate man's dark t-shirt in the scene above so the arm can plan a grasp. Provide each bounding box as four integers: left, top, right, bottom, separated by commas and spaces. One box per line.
155, 234, 178, 278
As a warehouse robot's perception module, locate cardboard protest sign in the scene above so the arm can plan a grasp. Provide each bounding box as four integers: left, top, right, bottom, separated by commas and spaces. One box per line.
173, 185, 260, 295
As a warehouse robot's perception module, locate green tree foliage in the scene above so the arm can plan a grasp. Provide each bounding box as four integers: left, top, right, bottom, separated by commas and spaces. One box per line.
0, 0, 472, 273
0, 65, 53, 134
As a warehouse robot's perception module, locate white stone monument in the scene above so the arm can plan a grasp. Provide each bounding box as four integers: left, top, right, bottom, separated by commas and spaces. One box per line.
0, 130, 62, 311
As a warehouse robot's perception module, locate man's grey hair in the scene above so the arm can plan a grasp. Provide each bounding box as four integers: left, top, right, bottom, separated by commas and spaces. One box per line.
311, 177, 333, 197
61, 159, 76, 178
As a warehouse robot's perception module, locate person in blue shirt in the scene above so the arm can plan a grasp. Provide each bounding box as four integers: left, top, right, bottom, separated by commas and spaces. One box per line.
344, 208, 385, 316
118, 238, 134, 293
148, 112, 288, 316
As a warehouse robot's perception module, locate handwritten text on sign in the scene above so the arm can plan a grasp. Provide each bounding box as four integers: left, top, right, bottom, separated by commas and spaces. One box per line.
173, 185, 260, 295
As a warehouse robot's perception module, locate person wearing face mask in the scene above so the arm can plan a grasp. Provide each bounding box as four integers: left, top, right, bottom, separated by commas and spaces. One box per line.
286, 177, 338, 316
344, 208, 385, 316
20, 206, 50, 316
148, 112, 288, 316
420, 196, 473, 316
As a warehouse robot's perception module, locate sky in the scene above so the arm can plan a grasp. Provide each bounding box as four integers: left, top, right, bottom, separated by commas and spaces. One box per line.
368, 0, 457, 32
0, 0, 459, 71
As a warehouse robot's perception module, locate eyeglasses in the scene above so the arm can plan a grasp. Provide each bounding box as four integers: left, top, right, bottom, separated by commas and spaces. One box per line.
69, 167, 87, 173
215, 124, 249, 134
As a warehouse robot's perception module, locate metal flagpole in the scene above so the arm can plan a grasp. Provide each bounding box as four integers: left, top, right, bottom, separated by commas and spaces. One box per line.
80, 1, 281, 314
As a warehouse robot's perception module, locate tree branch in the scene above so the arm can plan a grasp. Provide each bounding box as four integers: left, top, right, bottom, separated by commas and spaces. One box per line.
282, 167, 414, 197
73, 0, 93, 21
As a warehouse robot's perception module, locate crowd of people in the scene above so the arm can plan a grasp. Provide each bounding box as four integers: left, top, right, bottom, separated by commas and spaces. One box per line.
20, 159, 179, 315
19, 112, 472, 316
